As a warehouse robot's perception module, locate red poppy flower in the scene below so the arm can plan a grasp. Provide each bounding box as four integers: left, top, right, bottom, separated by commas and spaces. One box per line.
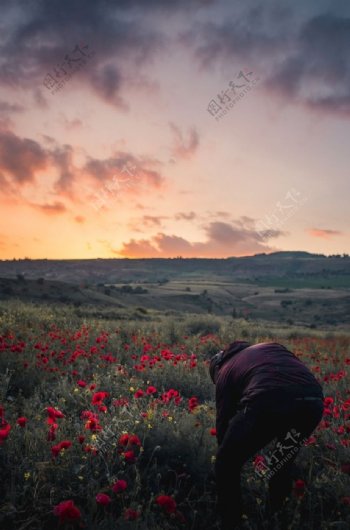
112, 479, 127, 493
118, 433, 141, 448
96, 493, 111, 505
53, 500, 81, 522
123, 450, 136, 463
17, 417, 27, 428
188, 396, 199, 412
60, 440, 72, 450
128, 434, 141, 446
324, 397, 334, 406
51, 440, 72, 458
47, 407, 65, 424
92, 391, 109, 405
253, 454, 267, 468
156, 495, 177, 514
305, 435, 317, 445
85, 418, 102, 432
118, 434, 130, 446
293, 479, 306, 497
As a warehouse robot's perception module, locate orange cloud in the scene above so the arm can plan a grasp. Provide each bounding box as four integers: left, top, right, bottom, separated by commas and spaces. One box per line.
114, 220, 283, 258
74, 215, 85, 223
307, 228, 342, 239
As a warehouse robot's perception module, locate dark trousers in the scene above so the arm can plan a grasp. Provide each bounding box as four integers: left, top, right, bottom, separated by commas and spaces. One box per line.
215, 392, 324, 530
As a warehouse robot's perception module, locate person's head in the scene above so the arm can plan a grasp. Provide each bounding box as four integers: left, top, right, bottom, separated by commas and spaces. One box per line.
209, 340, 251, 384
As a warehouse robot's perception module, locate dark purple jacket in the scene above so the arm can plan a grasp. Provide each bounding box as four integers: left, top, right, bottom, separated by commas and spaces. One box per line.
215, 341, 324, 444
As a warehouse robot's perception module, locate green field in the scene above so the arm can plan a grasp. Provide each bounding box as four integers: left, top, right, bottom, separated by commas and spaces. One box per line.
0, 300, 349, 529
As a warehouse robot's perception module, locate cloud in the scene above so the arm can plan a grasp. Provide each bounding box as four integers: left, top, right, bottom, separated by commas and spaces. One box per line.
169, 123, 200, 160
0, 129, 79, 195
115, 219, 285, 257
0, 101, 25, 114
51, 145, 76, 193
2, 0, 348, 117
266, 13, 350, 116
127, 214, 169, 232
59, 115, 83, 131
33, 89, 49, 109
142, 215, 168, 226
186, 3, 289, 69
31, 201, 67, 215
0, 0, 173, 108
83, 152, 165, 190
74, 215, 85, 223
175, 211, 197, 220
112, 237, 161, 258
0, 126, 166, 204
0, 129, 49, 184
307, 228, 342, 239
90, 64, 129, 110
186, 3, 350, 117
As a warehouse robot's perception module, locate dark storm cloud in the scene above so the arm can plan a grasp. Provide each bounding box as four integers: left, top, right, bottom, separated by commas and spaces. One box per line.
185, 1, 350, 117
0, 0, 213, 107
89, 65, 128, 109
0, 0, 164, 107
269, 13, 350, 115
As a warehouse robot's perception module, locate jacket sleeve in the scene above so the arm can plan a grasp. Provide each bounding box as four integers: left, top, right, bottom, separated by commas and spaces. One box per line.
215, 379, 239, 446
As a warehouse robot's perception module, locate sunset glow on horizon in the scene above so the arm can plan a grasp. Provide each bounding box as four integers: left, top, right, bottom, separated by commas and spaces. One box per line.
0, 0, 349, 259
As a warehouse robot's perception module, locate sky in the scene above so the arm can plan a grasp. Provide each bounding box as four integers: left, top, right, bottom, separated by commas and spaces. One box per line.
0, 0, 349, 259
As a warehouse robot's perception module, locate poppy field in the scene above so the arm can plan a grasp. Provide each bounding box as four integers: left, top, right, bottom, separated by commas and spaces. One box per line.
0, 302, 349, 530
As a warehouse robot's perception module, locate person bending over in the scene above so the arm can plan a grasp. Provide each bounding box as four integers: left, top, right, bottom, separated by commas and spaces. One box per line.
209, 340, 324, 530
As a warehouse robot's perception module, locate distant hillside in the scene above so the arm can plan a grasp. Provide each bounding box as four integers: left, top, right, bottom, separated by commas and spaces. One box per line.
0, 251, 348, 284
0, 252, 349, 328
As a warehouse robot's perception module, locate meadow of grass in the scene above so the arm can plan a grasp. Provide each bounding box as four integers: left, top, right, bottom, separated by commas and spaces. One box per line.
0, 300, 349, 530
